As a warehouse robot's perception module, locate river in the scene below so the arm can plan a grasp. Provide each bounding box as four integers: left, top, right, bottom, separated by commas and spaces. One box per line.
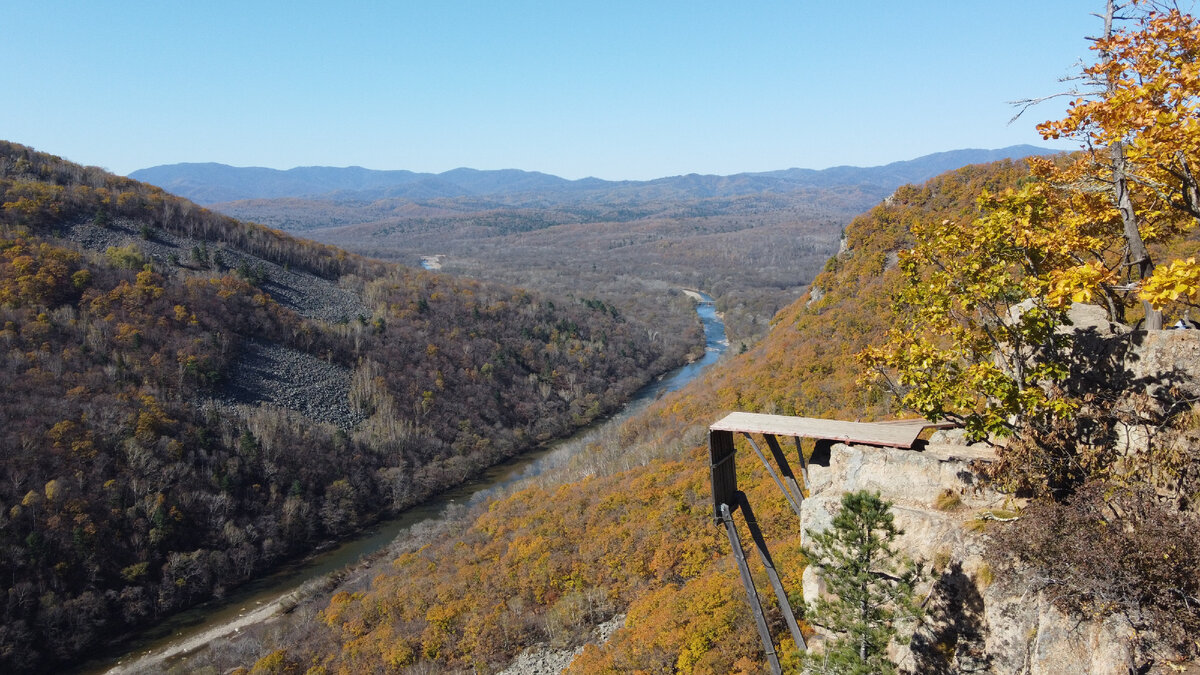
88, 291, 726, 674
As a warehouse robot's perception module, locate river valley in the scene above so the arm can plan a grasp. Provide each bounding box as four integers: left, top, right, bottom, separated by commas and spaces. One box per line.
86, 292, 727, 674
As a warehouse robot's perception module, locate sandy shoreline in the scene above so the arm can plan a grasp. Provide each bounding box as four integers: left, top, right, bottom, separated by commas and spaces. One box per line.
104, 593, 295, 674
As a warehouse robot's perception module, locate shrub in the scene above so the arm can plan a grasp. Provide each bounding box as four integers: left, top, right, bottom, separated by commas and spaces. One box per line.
989, 482, 1200, 659
104, 243, 145, 270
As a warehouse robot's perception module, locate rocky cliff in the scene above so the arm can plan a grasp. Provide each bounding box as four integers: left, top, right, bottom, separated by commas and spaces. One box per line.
799, 438, 1149, 674
799, 320, 1200, 675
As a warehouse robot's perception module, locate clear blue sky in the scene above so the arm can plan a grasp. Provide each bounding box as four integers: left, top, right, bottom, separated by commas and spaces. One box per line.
7, 1, 1102, 180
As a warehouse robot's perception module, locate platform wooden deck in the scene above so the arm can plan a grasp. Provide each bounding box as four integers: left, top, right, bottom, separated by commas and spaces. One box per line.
710, 411, 951, 448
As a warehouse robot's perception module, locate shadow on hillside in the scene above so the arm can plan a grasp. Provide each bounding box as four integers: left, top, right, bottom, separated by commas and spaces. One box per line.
1063, 327, 1200, 460
907, 562, 989, 674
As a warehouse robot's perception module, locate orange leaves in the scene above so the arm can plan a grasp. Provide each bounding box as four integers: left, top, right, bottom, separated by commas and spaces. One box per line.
205, 274, 249, 300
249, 649, 299, 674
114, 322, 142, 348
424, 599, 467, 634
87, 269, 167, 316
1038, 5, 1200, 273
45, 419, 96, 460
0, 238, 81, 309
134, 268, 163, 295
308, 443, 750, 670
580, 564, 767, 674
133, 394, 175, 443
0, 180, 65, 226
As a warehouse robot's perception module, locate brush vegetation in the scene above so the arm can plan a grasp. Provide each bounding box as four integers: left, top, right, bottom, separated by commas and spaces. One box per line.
0, 141, 688, 672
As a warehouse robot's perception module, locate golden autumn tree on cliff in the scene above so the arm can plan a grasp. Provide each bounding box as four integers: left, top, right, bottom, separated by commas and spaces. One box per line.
1039, 0, 1200, 326
862, 1, 1200, 494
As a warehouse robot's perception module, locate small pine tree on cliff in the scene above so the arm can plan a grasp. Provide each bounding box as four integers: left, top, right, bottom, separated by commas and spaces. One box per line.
802, 490, 922, 675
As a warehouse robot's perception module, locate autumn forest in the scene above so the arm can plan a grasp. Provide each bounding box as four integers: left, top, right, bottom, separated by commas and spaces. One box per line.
5, 2, 1200, 673
0, 141, 691, 671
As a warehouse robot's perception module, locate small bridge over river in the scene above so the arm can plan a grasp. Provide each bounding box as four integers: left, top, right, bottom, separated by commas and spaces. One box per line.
708, 412, 955, 673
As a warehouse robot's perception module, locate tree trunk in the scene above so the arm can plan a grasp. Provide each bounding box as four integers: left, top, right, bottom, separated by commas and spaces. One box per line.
1103, 0, 1163, 330
1111, 141, 1163, 329
859, 523, 871, 663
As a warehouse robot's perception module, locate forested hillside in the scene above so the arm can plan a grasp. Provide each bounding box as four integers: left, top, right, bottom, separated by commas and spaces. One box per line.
242, 186, 856, 345
176, 158, 1043, 674
161, 146, 1056, 346
0, 142, 689, 672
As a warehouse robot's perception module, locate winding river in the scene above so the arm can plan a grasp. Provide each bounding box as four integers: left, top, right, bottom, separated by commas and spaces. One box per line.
88, 291, 727, 674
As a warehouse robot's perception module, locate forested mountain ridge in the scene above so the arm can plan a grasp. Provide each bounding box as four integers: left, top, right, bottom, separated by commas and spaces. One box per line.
0, 141, 691, 672
130, 145, 1057, 206
181, 146, 1058, 350
176, 158, 1046, 673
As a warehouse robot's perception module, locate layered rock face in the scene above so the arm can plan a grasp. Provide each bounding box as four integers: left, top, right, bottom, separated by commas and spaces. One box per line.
793, 317, 1200, 673
798, 439, 1145, 675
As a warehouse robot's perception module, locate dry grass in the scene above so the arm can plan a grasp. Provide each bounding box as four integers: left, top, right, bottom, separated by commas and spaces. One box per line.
934, 489, 962, 511
976, 564, 994, 589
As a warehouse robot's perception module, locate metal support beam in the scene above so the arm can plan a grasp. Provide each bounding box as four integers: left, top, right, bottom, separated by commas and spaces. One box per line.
720, 502, 782, 675
710, 430, 738, 525
742, 433, 804, 520
764, 433, 806, 511
794, 436, 810, 490
738, 492, 807, 653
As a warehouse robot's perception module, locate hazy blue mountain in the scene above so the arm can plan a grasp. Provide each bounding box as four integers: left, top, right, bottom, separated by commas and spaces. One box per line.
757, 145, 1061, 187
128, 163, 425, 202
130, 145, 1061, 206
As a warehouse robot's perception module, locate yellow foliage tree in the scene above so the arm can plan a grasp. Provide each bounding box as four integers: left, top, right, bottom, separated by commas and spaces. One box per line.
1038, 1, 1200, 324
864, 2, 1200, 495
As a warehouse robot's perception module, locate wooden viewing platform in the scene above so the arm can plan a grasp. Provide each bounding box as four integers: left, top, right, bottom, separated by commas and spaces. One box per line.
710, 411, 944, 447
708, 412, 955, 674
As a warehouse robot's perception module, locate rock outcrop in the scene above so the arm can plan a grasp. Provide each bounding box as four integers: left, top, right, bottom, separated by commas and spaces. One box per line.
798, 439, 1158, 674
499, 615, 625, 675
217, 339, 365, 429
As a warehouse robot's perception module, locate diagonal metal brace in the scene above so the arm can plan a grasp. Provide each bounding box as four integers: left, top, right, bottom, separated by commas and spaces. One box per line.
742, 433, 804, 520
737, 491, 807, 653
764, 433, 807, 512
719, 501, 782, 675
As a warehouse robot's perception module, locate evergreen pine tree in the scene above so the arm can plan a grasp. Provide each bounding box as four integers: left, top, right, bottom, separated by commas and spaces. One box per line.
801, 490, 922, 675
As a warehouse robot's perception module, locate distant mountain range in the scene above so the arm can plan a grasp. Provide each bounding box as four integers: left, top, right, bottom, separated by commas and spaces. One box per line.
129, 145, 1062, 205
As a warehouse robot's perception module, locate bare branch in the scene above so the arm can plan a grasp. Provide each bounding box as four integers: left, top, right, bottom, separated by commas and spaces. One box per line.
1008, 92, 1075, 124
